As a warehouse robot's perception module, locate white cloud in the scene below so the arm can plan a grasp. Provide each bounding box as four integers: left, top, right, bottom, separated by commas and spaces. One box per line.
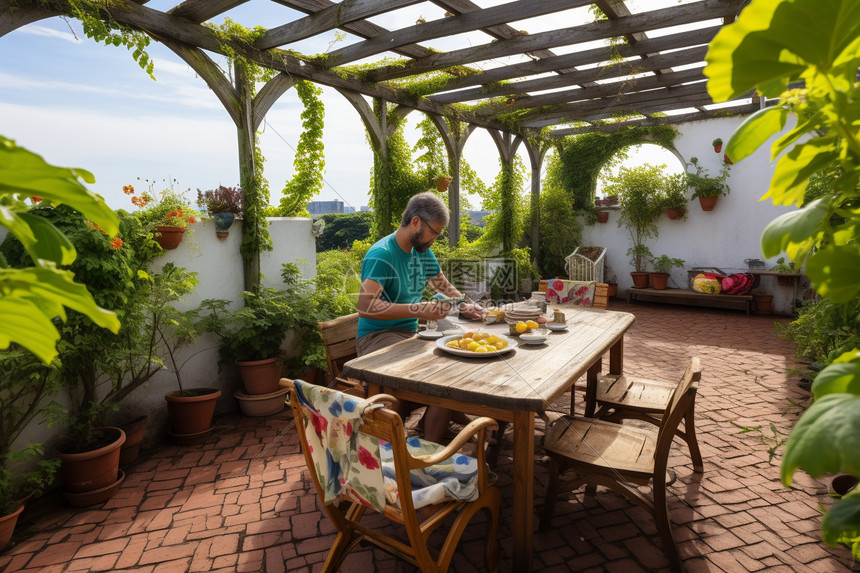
18, 25, 81, 44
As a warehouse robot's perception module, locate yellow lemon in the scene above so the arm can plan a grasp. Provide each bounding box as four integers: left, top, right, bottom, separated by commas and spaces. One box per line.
474, 345, 489, 353
446, 340, 460, 348
472, 332, 484, 341
463, 331, 475, 339
525, 320, 539, 330
467, 341, 480, 351
515, 321, 528, 334
486, 335, 500, 344
494, 340, 507, 350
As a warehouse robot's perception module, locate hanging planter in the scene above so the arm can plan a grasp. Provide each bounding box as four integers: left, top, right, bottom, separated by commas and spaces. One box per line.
667, 208, 681, 220
153, 226, 186, 250
712, 138, 723, 153
596, 211, 609, 223
212, 212, 236, 238
435, 176, 452, 192
698, 196, 719, 211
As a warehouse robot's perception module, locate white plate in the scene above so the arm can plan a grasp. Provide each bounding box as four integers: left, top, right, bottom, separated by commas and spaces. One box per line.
519, 333, 548, 345
436, 334, 517, 358
546, 322, 568, 332
417, 330, 444, 340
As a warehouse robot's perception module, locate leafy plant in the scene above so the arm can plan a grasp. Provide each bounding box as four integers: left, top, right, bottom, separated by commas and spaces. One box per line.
705, 0, 860, 556
314, 212, 372, 252
539, 155, 583, 278
686, 157, 730, 199
712, 138, 723, 147
605, 164, 664, 272
128, 183, 200, 229
650, 255, 685, 274
0, 445, 60, 516
778, 295, 860, 366
731, 421, 789, 464
626, 244, 652, 273
771, 256, 795, 274
659, 173, 689, 217
197, 186, 242, 215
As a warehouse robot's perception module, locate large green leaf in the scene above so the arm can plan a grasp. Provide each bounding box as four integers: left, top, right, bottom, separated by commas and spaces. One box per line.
0, 136, 118, 235
0, 297, 62, 363
17, 212, 76, 266
706, 0, 860, 101
760, 198, 829, 257
821, 491, 860, 553
764, 137, 838, 206
725, 106, 787, 162
781, 393, 860, 485
812, 353, 860, 398
806, 245, 860, 302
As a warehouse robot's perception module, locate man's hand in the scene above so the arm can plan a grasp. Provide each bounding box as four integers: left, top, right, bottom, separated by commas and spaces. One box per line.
417, 300, 454, 321
458, 302, 486, 321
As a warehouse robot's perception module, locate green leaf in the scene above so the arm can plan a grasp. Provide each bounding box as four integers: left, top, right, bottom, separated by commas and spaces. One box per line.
0, 136, 118, 235
770, 110, 824, 160
726, 106, 787, 162
761, 198, 830, 257
805, 245, 860, 302
812, 359, 860, 398
0, 297, 61, 363
781, 393, 860, 485
764, 138, 838, 206
18, 212, 76, 265
0, 204, 37, 246
821, 491, 860, 551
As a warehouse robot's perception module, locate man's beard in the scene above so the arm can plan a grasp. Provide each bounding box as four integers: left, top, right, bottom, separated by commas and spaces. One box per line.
410, 230, 433, 253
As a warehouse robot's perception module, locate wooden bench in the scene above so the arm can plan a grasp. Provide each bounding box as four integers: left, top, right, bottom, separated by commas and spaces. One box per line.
627, 287, 753, 315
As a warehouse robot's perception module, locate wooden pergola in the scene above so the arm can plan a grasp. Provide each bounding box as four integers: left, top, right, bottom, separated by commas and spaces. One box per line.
2, 0, 753, 285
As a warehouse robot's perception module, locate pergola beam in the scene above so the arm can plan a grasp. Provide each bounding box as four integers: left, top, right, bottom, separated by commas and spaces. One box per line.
168, 0, 249, 24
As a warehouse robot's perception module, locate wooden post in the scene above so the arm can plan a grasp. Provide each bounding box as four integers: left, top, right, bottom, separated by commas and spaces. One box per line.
235, 62, 261, 291
524, 139, 548, 267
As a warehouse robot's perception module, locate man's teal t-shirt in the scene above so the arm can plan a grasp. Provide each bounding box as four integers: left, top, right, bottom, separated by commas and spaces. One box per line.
357, 233, 441, 339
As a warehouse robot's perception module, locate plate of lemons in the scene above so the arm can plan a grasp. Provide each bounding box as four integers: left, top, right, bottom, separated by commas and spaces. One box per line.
436, 332, 517, 357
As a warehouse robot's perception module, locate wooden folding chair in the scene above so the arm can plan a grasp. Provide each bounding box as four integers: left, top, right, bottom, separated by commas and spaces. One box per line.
540, 357, 702, 571
282, 378, 500, 573
318, 313, 364, 396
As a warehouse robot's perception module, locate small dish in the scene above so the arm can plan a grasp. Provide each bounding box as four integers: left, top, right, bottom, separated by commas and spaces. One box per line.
546, 323, 568, 332
442, 328, 464, 336
519, 333, 548, 345
418, 330, 444, 340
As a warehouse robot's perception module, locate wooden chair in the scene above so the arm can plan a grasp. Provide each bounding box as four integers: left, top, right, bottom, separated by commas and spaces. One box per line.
540, 357, 702, 571
282, 378, 501, 573
318, 313, 363, 396
584, 366, 704, 472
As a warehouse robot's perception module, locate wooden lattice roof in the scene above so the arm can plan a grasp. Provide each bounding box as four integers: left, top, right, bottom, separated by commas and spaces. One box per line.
3, 0, 757, 138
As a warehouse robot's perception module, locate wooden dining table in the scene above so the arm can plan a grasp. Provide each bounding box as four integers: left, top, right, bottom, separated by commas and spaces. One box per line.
344, 305, 635, 571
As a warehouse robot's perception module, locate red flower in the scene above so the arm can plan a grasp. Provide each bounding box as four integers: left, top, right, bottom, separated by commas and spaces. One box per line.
357, 446, 379, 470
583, 297, 591, 307
552, 279, 564, 291
110, 237, 124, 250
310, 412, 327, 435
575, 286, 588, 297
30, 196, 42, 202
186, 216, 196, 224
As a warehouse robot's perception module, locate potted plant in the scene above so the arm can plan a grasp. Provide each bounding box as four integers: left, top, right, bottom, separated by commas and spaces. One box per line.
770, 256, 796, 286
712, 138, 723, 153
0, 446, 60, 548
660, 174, 688, 220
197, 185, 242, 238
605, 164, 663, 287
687, 157, 730, 211
649, 255, 685, 290
127, 182, 200, 250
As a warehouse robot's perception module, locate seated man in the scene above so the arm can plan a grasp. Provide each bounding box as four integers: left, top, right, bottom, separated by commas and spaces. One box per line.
357, 192, 484, 443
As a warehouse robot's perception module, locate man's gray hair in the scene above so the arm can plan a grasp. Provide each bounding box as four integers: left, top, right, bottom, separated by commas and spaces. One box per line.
401, 192, 450, 228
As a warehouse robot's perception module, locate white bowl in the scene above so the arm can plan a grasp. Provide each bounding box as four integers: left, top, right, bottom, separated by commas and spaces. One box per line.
442, 328, 464, 336
519, 333, 548, 345
546, 322, 568, 332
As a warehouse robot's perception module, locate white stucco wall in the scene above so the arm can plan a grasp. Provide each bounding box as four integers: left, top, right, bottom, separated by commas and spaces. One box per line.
580, 115, 807, 315
9, 217, 316, 454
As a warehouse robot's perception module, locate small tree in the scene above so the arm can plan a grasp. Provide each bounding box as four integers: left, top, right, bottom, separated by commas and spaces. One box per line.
604, 164, 664, 272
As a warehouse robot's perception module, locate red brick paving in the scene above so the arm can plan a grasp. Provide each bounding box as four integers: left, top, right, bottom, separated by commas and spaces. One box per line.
2, 302, 857, 572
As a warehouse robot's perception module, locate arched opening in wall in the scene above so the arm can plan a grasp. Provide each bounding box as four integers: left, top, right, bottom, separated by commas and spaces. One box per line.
595, 143, 686, 201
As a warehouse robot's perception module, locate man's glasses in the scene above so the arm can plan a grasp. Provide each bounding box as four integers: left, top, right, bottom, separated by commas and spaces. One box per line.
420, 217, 443, 237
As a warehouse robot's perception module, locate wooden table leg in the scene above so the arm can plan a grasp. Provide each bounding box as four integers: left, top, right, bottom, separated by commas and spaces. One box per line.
584, 360, 602, 417
512, 410, 534, 572
609, 336, 624, 375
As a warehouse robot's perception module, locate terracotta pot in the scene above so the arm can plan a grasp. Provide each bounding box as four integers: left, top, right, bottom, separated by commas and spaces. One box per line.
62, 470, 125, 507
777, 274, 794, 287
596, 211, 609, 223
117, 415, 149, 467
698, 196, 719, 211
713, 142, 723, 153
724, 153, 733, 165
630, 272, 650, 288
606, 283, 618, 298
651, 273, 670, 290
167, 427, 214, 446
234, 388, 289, 417
753, 293, 773, 315
165, 388, 221, 437
237, 358, 282, 395
667, 208, 681, 220
435, 176, 452, 192
153, 226, 185, 250
213, 212, 235, 238
0, 503, 24, 549
58, 427, 126, 495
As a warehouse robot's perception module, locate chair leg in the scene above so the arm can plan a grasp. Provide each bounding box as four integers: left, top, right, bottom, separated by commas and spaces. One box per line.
320, 529, 359, 572
653, 481, 682, 572
683, 402, 704, 473
487, 420, 507, 467
484, 489, 501, 573
540, 458, 561, 532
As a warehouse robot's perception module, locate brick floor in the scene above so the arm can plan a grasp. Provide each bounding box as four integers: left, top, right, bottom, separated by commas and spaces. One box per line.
2, 302, 857, 572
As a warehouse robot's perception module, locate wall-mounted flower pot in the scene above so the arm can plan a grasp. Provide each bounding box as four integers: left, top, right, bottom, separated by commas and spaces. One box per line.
698, 196, 719, 211
213, 212, 236, 238
237, 358, 283, 395
57, 427, 126, 500
234, 387, 289, 417
153, 226, 185, 250
596, 211, 609, 223
0, 503, 24, 549
713, 142, 723, 153
165, 388, 221, 441
667, 208, 681, 220
651, 273, 670, 290
630, 272, 650, 288
723, 153, 733, 165
117, 415, 149, 467
435, 176, 452, 192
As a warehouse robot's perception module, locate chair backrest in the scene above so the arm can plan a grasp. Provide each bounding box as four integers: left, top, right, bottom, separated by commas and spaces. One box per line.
318, 313, 359, 377
655, 357, 701, 464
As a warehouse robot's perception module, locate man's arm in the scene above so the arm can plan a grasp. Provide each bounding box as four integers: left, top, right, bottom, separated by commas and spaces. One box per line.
426, 272, 486, 320
357, 278, 451, 321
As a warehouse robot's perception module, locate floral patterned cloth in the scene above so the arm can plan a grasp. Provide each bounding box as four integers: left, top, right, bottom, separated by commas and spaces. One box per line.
293, 380, 481, 513
545, 279, 595, 307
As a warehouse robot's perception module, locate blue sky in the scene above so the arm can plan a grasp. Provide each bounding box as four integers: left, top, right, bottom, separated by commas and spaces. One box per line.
0, 1, 688, 213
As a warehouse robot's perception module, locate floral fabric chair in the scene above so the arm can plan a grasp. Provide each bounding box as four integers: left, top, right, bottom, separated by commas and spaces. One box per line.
545, 279, 596, 307
285, 378, 501, 573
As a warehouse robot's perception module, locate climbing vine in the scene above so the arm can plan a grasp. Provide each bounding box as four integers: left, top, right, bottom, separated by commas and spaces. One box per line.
276, 80, 326, 217
476, 155, 528, 253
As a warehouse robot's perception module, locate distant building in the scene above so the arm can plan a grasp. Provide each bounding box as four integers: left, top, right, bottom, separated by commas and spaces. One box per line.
360, 206, 372, 212
308, 200, 345, 215
343, 206, 356, 214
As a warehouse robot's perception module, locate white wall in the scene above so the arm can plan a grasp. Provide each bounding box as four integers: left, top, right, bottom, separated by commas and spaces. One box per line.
580, 115, 807, 315
9, 218, 316, 454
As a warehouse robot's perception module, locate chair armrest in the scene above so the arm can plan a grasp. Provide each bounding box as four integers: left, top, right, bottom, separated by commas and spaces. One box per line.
410, 417, 498, 467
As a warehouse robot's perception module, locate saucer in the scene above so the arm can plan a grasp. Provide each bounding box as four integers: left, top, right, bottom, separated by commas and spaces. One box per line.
418, 330, 444, 340
519, 333, 548, 345
546, 323, 568, 332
